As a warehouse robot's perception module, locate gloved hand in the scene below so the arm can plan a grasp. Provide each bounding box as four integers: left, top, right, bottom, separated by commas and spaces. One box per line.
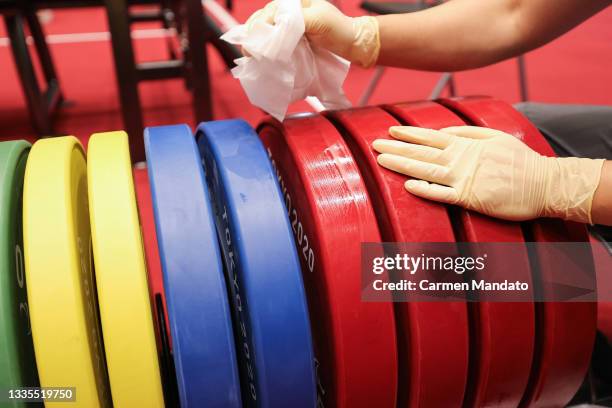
372, 126, 605, 223
245, 0, 380, 68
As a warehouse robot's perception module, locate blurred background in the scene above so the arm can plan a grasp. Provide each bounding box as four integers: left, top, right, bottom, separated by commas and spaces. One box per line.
1, 0, 611, 150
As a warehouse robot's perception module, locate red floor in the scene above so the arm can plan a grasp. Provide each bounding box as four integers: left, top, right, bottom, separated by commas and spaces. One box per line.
1, 1, 612, 148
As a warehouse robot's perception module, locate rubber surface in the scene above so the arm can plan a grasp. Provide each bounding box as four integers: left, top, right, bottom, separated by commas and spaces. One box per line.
23, 136, 111, 408
145, 124, 241, 408
384, 101, 535, 408
133, 166, 178, 406
133, 167, 171, 349
439, 96, 597, 407
326, 107, 469, 408
197, 119, 317, 407
0, 141, 39, 407
593, 234, 612, 344
257, 114, 397, 408
88, 132, 164, 407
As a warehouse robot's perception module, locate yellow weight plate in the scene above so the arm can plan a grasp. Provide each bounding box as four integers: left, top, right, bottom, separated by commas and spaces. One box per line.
87, 131, 164, 407
23, 136, 111, 408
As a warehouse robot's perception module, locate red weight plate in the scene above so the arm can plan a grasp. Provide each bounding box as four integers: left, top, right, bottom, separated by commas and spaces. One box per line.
133, 167, 171, 349
592, 235, 612, 343
257, 115, 397, 408
326, 106, 469, 408
439, 96, 596, 407
384, 101, 535, 408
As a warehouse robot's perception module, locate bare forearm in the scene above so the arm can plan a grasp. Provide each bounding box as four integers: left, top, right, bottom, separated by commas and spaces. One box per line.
592, 161, 612, 226
376, 0, 610, 71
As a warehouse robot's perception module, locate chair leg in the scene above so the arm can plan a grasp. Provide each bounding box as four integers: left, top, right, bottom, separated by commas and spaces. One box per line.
25, 9, 60, 94
447, 73, 456, 97
104, 0, 145, 161
187, 0, 212, 122
518, 55, 528, 102
5, 13, 52, 135
204, 13, 240, 70
429, 72, 453, 99
358, 66, 386, 106
160, 0, 177, 60
25, 8, 63, 116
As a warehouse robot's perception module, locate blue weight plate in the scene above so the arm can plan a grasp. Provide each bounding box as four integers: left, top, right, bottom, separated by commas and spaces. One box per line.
196, 119, 317, 408
144, 124, 241, 408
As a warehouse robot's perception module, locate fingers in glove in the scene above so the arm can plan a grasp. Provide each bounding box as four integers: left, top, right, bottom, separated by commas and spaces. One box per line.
377, 153, 450, 185
405, 179, 459, 204
389, 126, 454, 149
302, 6, 332, 35
440, 126, 506, 139
372, 139, 444, 164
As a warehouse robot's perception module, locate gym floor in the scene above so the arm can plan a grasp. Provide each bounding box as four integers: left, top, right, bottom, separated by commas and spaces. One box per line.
2, 2, 612, 407
1, 0, 612, 148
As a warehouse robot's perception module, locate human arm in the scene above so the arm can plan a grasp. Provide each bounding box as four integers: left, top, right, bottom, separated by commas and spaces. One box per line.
376, 0, 611, 71
372, 126, 610, 225
244, 0, 611, 69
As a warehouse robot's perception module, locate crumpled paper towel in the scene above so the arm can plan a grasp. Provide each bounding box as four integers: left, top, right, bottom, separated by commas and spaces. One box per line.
221, 0, 351, 121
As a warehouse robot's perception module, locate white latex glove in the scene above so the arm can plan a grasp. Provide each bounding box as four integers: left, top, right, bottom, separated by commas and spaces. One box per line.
247, 0, 380, 68
372, 126, 605, 223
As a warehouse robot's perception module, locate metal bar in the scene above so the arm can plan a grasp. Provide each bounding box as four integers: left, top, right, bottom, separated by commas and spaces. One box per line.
136, 60, 184, 81
429, 72, 453, 99
44, 79, 62, 113
518, 55, 529, 102
24, 5, 61, 98
187, 0, 212, 121
0, 29, 181, 47
129, 9, 164, 23
5, 13, 52, 135
203, 0, 238, 31
104, 0, 145, 161
358, 66, 385, 106
203, 12, 239, 69
448, 73, 456, 97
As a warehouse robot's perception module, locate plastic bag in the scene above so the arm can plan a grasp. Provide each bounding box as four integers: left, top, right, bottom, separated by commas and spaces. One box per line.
221, 0, 351, 121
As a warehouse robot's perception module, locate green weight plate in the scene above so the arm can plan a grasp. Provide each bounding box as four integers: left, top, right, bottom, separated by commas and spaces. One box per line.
0, 140, 39, 407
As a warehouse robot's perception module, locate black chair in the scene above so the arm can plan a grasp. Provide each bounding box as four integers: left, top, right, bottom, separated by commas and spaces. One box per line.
98, 0, 239, 160
2, 1, 63, 135
2, 0, 240, 161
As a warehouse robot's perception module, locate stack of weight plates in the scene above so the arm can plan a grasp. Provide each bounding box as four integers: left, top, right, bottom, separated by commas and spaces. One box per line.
438, 97, 596, 407
0, 141, 39, 408
258, 114, 399, 408
258, 97, 595, 408
0, 97, 597, 408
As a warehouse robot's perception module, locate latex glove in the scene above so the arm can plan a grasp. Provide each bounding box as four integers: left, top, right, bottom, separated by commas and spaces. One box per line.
372, 126, 605, 223
246, 0, 380, 68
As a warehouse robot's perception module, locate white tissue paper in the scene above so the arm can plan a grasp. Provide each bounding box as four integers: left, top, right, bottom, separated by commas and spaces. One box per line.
220, 0, 351, 121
